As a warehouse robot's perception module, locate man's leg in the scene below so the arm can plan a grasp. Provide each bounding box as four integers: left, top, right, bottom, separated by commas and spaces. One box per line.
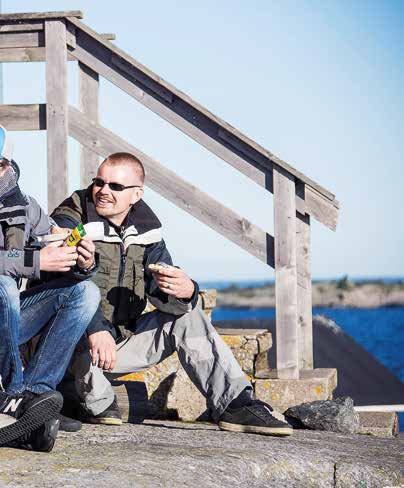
0, 276, 24, 395
19, 278, 101, 393
113, 307, 252, 421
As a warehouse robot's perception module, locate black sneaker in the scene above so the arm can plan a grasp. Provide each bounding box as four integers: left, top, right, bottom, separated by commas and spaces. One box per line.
84, 396, 122, 425
0, 390, 63, 446
218, 400, 293, 436
5, 417, 60, 452
58, 414, 82, 432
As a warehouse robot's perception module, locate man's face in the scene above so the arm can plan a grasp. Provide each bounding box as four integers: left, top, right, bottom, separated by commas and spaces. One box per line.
92, 162, 144, 225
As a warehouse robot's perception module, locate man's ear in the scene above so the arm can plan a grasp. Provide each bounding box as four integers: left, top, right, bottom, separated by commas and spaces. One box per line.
130, 187, 144, 205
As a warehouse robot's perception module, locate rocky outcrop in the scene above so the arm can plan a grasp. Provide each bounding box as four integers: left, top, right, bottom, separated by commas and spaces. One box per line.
0, 422, 401, 487
284, 397, 360, 434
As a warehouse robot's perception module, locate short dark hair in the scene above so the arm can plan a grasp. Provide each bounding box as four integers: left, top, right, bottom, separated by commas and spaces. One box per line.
103, 152, 145, 183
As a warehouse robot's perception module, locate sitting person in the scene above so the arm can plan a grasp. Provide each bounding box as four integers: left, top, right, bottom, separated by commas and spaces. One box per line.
0, 126, 100, 451
52, 152, 292, 437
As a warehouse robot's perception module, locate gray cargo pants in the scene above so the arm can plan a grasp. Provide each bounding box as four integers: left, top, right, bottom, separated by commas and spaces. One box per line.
69, 307, 251, 422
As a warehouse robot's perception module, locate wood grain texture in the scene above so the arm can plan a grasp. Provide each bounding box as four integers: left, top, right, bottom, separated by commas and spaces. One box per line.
0, 104, 46, 130
68, 106, 275, 268
297, 212, 313, 369
0, 11, 83, 21
0, 31, 43, 48
67, 17, 339, 219
274, 166, 299, 379
79, 62, 100, 187
45, 20, 68, 212
0, 21, 44, 32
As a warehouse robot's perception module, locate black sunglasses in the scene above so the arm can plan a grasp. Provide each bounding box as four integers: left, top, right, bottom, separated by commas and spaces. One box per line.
92, 177, 142, 192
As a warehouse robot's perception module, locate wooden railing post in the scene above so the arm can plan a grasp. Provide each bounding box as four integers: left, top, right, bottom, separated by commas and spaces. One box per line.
297, 212, 313, 369
273, 166, 299, 379
79, 61, 99, 187
45, 19, 68, 212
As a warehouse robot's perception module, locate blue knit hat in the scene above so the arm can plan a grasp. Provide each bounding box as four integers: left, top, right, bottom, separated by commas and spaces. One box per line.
0, 125, 14, 161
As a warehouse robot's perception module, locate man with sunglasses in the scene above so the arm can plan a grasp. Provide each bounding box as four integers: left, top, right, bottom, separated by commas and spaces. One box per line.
0, 125, 100, 451
52, 152, 292, 436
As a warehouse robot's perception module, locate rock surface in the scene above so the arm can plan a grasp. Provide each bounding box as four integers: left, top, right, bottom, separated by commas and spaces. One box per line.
284, 397, 360, 434
0, 421, 401, 487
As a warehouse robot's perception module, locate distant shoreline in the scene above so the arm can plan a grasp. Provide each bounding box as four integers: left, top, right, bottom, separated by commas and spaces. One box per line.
215, 277, 404, 309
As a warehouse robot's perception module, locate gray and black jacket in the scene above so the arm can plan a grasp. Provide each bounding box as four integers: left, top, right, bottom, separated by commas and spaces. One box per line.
51, 187, 199, 340
0, 188, 52, 280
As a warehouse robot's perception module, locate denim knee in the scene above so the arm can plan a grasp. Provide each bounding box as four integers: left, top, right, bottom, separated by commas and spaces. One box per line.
72, 280, 100, 315
0, 275, 19, 309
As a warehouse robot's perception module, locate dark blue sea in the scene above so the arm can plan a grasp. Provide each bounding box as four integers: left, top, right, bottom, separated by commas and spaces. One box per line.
201, 280, 404, 431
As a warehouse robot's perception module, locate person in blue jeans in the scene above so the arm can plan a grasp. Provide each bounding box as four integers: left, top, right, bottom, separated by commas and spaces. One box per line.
0, 125, 100, 451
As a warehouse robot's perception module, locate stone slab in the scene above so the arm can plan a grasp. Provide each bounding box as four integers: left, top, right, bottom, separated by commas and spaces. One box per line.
255, 368, 337, 413
0, 422, 401, 487
358, 411, 399, 437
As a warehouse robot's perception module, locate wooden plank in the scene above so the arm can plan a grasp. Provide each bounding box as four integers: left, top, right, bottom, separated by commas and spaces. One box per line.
0, 21, 44, 32
45, 20, 68, 212
273, 166, 299, 379
305, 186, 339, 231
297, 212, 313, 369
0, 11, 83, 21
0, 35, 117, 63
68, 106, 275, 268
79, 62, 100, 187
0, 104, 46, 130
69, 19, 335, 205
0, 32, 43, 48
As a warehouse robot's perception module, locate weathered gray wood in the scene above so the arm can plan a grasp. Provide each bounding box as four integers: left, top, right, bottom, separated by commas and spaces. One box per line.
67, 17, 340, 231
0, 33, 117, 63
79, 62, 100, 187
0, 21, 44, 32
68, 106, 275, 268
0, 104, 46, 130
305, 186, 339, 232
45, 20, 68, 212
0, 11, 83, 21
274, 166, 299, 379
0, 32, 43, 48
297, 212, 313, 369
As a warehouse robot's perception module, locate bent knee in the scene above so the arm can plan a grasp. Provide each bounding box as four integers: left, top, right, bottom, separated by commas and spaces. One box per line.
74, 280, 100, 310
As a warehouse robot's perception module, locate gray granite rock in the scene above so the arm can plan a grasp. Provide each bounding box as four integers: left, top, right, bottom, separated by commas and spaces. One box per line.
0, 421, 401, 488
284, 397, 360, 434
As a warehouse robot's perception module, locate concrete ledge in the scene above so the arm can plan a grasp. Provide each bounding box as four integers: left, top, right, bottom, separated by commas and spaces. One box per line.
254, 368, 337, 413
357, 411, 399, 437
0, 422, 401, 487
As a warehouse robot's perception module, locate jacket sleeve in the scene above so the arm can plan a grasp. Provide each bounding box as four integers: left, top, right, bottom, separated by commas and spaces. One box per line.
0, 248, 41, 280
144, 239, 199, 315
26, 196, 54, 238
85, 303, 117, 338
0, 196, 53, 279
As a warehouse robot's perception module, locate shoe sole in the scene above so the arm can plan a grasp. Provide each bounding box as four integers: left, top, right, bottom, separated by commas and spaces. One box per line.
0, 392, 63, 446
218, 421, 293, 436
86, 417, 122, 426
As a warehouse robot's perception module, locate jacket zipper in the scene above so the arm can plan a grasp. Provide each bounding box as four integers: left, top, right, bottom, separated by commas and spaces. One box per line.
118, 243, 127, 287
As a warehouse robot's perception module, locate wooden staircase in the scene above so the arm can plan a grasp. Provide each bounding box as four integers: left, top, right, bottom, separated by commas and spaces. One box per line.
0, 10, 340, 381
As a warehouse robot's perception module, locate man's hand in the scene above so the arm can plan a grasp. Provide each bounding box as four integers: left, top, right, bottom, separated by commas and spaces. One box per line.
77, 236, 96, 271
50, 225, 71, 236
39, 241, 78, 272
88, 331, 117, 371
150, 265, 195, 299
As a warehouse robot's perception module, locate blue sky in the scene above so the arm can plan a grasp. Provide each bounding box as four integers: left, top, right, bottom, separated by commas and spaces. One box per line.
1, 1, 403, 281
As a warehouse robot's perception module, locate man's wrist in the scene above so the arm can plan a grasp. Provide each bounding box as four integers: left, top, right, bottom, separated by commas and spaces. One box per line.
80, 260, 96, 274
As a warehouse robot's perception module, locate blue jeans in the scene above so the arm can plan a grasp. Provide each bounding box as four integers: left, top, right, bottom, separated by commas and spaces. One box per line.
0, 275, 100, 395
